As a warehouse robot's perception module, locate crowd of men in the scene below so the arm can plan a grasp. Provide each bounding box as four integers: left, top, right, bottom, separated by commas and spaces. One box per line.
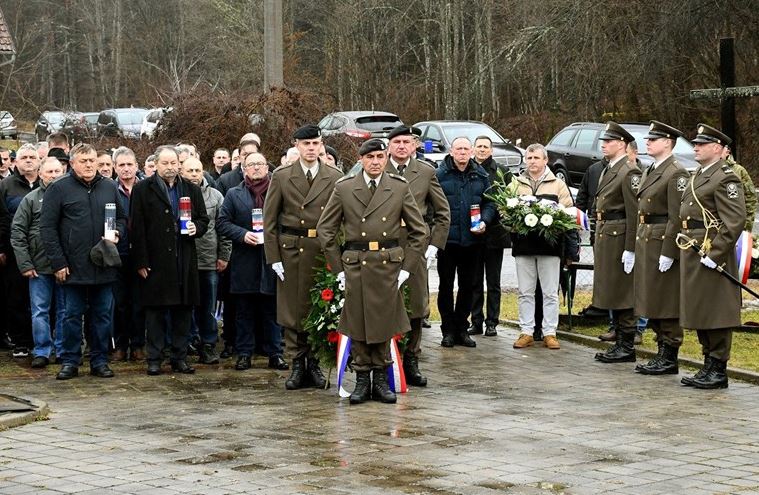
0, 118, 750, 403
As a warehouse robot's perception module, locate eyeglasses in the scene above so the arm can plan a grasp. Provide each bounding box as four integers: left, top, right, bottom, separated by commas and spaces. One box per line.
244, 162, 268, 168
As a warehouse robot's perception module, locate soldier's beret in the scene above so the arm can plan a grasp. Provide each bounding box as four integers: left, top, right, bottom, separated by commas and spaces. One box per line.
645, 121, 683, 140
358, 138, 387, 156
293, 124, 321, 140
387, 125, 423, 141
599, 121, 635, 143
692, 123, 732, 146
325, 145, 338, 163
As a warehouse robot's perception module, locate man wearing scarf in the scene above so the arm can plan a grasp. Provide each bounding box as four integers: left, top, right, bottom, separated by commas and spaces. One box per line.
217, 152, 287, 371
131, 145, 209, 376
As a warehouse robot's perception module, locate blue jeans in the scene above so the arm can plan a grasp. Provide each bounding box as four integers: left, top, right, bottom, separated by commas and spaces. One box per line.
193, 270, 219, 345
60, 284, 114, 368
29, 274, 65, 358
234, 293, 282, 357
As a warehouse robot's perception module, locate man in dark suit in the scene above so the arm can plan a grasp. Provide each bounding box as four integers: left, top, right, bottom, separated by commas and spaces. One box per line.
131, 145, 209, 376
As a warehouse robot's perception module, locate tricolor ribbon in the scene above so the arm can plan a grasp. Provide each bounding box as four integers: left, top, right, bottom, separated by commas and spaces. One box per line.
735, 231, 752, 285
336, 333, 352, 398
387, 337, 407, 394
564, 207, 590, 231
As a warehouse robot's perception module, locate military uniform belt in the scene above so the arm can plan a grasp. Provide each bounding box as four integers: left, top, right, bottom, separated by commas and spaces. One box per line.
597, 211, 625, 221
639, 214, 668, 224
681, 219, 705, 229
280, 226, 318, 238
344, 240, 399, 251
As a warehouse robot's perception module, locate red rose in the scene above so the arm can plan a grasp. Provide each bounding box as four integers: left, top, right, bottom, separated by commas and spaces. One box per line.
327, 331, 339, 343
321, 288, 334, 301
393, 333, 402, 341
326, 263, 332, 272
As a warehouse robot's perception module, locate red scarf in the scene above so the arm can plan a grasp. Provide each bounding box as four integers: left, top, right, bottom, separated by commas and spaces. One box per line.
244, 174, 270, 208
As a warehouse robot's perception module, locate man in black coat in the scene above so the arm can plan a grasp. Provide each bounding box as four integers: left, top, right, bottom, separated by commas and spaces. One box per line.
131, 145, 209, 376
40, 143, 127, 380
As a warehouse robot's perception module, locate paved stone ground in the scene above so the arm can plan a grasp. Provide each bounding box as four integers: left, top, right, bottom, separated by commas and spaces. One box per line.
2, 326, 759, 495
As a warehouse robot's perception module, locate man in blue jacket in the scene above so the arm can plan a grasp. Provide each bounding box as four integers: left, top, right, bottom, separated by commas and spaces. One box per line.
436, 137, 496, 348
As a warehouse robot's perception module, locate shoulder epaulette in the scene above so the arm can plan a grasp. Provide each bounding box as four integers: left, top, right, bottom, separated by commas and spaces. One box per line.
722, 164, 734, 174
387, 173, 408, 182
336, 175, 353, 184
273, 162, 294, 173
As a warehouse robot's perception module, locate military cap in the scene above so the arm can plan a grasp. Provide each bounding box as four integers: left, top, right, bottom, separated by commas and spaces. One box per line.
387, 125, 422, 141
47, 147, 70, 164
692, 123, 732, 146
292, 124, 321, 140
324, 145, 338, 162
599, 121, 635, 143
645, 121, 683, 140
358, 138, 387, 156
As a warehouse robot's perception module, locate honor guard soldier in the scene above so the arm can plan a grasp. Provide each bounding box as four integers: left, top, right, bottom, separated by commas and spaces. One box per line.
317, 139, 427, 405
633, 121, 690, 375
678, 124, 745, 389
263, 124, 344, 390
385, 125, 450, 387
593, 122, 642, 363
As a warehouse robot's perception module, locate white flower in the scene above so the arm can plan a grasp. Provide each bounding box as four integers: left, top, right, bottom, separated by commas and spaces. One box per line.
539, 198, 558, 208
330, 305, 339, 313
506, 197, 519, 208
339, 298, 345, 308
521, 195, 537, 203
524, 213, 538, 227
752, 248, 759, 259
540, 214, 554, 226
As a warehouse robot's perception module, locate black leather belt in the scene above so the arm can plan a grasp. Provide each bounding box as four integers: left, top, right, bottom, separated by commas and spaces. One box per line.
682, 219, 705, 229
597, 211, 625, 221
343, 240, 399, 251
280, 226, 317, 238
640, 214, 668, 224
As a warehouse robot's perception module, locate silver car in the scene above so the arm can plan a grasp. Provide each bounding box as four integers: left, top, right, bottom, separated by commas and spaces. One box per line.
0, 111, 17, 139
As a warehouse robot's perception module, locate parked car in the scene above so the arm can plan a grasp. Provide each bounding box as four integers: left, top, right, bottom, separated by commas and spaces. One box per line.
140, 107, 172, 139
35, 111, 67, 141
546, 122, 698, 186
318, 111, 404, 140
413, 120, 523, 173
97, 108, 149, 139
0, 111, 17, 139
60, 112, 99, 143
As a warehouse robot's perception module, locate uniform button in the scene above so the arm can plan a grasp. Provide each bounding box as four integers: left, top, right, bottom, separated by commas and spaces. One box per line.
166, 228, 170, 232
361, 232, 366, 237
636, 236, 639, 240
687, 216, 690, 220
361, 218, 366, 223
282, 243, 286, 247
362, 261, 367, 265
382, 217, 386, 221
661, 235, 665, 239
382, 260, 387, 264
165, 209, 169, 213
613, 231, 617, 235
300, 220, 305, 224
382, 232, 387, 236
299, 248, 304, 253
647, 198, 651, 202
300, 206, 304, 210
689, 202, 693, 206
320, 206, 324, 210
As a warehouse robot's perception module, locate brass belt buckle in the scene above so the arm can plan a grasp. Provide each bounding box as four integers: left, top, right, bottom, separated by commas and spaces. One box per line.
681, 220, 688, 229
368, 241, 379, 251
401, 219, 406, 227
307, 229, 317, 238
640, 215, 645, 224
597, 212, 602, 221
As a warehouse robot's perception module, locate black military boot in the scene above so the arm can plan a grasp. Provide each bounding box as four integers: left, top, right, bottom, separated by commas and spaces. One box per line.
199, 343, 220, 365
372, 368, 397, 404
635, 342, 664, 374
349, 371, 372, 404
403, 353, 427, 387
307, 357, 328, 389
285, 358, 307, 390
691, 357, 728, 389
681, 355, 711, 386
595, 331, 636, 363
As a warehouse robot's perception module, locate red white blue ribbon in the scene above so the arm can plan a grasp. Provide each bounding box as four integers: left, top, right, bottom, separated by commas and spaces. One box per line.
336, 333, 352, 398
564, 207, 590, 230
735, 231, 752, 285
387, 337, 407, 394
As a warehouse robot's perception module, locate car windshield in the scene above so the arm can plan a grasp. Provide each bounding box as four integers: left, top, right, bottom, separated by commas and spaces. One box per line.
116, 110, 148, 126
84, 114, 98, 124
628, 129, 694, 156
440, 123, 506, 145
0, 112, 11, 120
47, 112, 65, 124
354, 115, 402, 131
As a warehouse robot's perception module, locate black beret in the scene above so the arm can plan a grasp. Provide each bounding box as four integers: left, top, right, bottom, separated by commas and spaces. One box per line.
47, 147, 70, 163
692, 123, 732, 146
645, 121, 683, 140
358, 138, 387, 156
325, 145, 338, 161
293, 124, 321, 140
387, 125, 423, 141
598, 121, 635, 143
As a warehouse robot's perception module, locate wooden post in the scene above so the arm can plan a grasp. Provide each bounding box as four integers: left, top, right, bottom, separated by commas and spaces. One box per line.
263, 0, 284, 92
720, 38, 737, 158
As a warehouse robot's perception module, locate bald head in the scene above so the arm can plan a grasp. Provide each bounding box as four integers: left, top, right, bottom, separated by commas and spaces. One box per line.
180, 156, 204, 186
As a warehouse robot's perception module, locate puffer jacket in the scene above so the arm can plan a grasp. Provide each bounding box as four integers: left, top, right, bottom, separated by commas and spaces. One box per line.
196, 178, 232, 270
436, 155, 496, 247
10, 183, 53, 274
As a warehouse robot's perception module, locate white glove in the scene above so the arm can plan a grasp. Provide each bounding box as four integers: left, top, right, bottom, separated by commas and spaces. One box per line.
337, 271, 346, 290
658, 255, 674, 272
272, 262, 285, 281
424, 245, 438, 269
621, 250, 635, 274
700, 256, 717, 270
397, 269, 410, 290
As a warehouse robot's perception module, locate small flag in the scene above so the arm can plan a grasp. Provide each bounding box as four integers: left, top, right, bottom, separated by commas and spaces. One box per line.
735, 231, 752, 285
564, 207, 590, 230
386, 337, 407, 394
336, 333, 352, 398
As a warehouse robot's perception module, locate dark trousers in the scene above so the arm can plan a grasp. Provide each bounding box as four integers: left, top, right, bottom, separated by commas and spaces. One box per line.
471, 247, 504, 329
234, 293, 282, 358
145, 306, 191, 364
4, 254, 32, 348
285, 328, 310, 360
60, 284, 113, 368
218, 270, 236, 347
351, 339, 391, 372
193, 270, 219, 345
438, 243, 482, 336
650, 318, 683, 347
406, 317, 423, 357
696, 328, 732, 361
612, 308, 637, 335
113, 257, 145, 352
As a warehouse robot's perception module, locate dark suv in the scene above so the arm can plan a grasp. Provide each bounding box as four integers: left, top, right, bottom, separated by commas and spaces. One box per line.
97, 108, 149, 139
546, 122, 698, 186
